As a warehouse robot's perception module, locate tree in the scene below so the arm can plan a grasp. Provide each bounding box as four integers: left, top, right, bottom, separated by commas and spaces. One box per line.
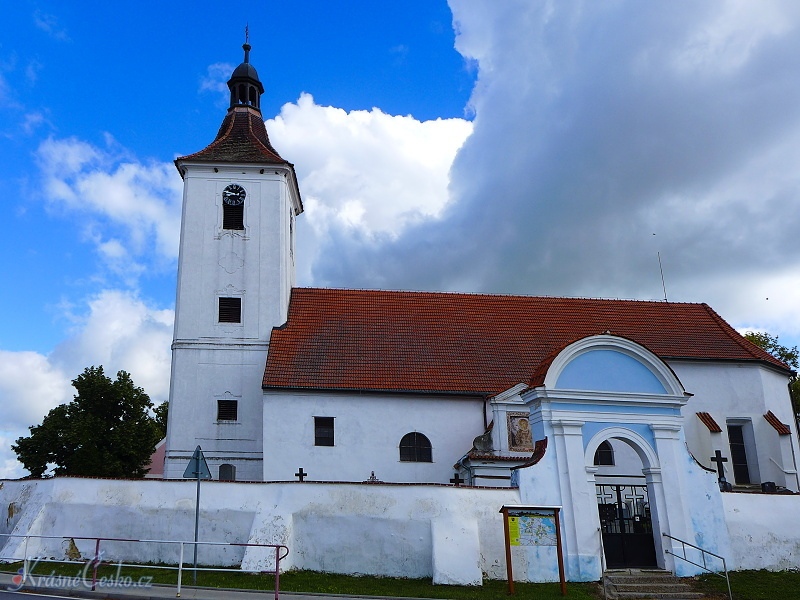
745, 331, 800, 413
12, 366, 164, 478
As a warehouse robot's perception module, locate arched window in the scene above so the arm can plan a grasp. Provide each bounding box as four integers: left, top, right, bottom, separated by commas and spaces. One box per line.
219, 464, 236, 481
399, 432, 432, 462
594, 440, 614, 466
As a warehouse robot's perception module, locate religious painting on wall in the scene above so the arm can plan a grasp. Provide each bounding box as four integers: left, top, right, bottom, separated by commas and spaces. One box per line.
508, 412, 534, 451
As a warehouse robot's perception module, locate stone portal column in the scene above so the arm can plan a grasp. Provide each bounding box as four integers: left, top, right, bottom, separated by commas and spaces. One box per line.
649, 424, 692, 570
551, 420, 602, 581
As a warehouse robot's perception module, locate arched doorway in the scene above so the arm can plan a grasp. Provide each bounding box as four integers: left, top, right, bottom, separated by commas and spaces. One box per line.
588, 430, 660, 569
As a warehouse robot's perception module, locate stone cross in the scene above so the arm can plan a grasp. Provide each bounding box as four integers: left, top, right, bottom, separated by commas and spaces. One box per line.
295, 467, 307, 482
710, 450, 728, 481
450, 473, 465, 486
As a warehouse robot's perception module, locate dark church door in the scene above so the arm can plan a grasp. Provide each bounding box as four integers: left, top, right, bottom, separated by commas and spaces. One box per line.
597, 484, 657, 568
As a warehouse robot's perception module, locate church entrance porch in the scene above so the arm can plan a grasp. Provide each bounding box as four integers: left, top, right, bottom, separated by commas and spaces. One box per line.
597, 483, 657, 568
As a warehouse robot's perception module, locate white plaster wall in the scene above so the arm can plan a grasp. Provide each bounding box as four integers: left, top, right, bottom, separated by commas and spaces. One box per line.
0, 478, 518, 582
171, 166, 296, 342
672, 361, 799, 490
164, 346, 266, 481
263, 391, 486, 484
165, 163, 299, 480
722, 492, 800, 571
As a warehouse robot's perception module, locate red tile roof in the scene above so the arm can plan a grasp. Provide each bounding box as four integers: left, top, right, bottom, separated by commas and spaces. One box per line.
696, 412, 723, 433
764, 411, 792, 435
176, 106, 287, 166
263, 288, 791, 395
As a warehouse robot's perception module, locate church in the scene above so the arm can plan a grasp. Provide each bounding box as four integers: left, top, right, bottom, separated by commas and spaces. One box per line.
158, 43, 800, 576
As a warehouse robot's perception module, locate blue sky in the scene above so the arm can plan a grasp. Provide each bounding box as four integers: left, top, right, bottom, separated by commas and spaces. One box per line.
2, 1, 800, 477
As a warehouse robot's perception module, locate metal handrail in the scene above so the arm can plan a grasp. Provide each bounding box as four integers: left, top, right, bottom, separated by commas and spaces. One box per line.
0, 533, 289, 600
661, 532, 731, 600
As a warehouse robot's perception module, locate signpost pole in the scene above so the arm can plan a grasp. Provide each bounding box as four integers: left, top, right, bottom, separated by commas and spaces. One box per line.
501, 507, 515, 595
193, 465, 200, 584
183, 445, 211, 586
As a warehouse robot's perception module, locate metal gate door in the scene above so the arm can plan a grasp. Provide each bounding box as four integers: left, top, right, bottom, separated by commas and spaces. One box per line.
596, 484, 657, 568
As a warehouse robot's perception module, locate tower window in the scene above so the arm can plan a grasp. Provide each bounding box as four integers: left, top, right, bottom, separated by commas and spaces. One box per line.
594, 441, 615, 466
219, 297, 242, 323
399, 432, 432, 462
223, 203, 244, 230
217, 400, 238, 421
314, 417, 335, 446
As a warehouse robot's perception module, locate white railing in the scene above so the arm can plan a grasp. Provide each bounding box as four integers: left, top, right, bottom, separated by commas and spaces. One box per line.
0, 533, 289, 600
662, 532, 731, 600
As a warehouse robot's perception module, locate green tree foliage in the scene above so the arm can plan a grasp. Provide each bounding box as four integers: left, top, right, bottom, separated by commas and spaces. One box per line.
154, 401, 168, 438
745, 331, 800, 412
12, 366, 164, 478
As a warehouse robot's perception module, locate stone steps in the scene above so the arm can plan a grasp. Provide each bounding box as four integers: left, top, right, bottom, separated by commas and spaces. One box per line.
604, 569, 705, 599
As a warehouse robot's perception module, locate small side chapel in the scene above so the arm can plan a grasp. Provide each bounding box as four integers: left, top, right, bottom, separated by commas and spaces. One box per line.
163, 44, 799, 577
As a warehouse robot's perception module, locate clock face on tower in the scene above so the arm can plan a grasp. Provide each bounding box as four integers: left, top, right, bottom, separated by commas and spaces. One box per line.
222, 184, 246, 205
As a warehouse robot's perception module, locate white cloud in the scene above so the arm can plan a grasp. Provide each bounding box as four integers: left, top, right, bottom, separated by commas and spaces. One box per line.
200, 62, 234, 107
266, 93, 472, 284
32, 10, 70, 42
37, 137, 183, 278
296, 0, 800, 347
0, 290, 173, 478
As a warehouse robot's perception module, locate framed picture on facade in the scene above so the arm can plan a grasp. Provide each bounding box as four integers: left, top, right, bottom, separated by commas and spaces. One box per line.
507, 412, 533, 451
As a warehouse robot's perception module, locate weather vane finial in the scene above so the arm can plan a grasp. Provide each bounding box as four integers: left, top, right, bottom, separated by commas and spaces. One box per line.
245, 23, 249, 45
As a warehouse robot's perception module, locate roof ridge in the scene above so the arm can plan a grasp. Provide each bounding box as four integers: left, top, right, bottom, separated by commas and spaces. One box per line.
293, 286, 709, 305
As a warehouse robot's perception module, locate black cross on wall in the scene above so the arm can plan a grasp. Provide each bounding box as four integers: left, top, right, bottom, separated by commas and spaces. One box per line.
295, 467, 307, 482
450, 473, 465, 486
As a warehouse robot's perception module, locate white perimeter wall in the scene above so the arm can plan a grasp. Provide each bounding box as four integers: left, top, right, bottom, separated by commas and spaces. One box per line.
722, 492, 800, 571
0, 477, 518, 585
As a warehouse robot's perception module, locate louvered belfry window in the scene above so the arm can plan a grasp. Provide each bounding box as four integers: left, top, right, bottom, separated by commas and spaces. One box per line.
217, 400, 238, 421
219, 297, 242, 323
223, 203, 244, 230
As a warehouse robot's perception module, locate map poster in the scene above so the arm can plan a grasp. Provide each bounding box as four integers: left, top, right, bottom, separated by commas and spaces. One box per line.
500, 505, 566, 596
507, 510, 558, 547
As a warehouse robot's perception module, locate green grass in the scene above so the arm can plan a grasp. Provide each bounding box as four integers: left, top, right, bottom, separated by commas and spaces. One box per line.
695, 569, 800, 600
0, 560, 599, 599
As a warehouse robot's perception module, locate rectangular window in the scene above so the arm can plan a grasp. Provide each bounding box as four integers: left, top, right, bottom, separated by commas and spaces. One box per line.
727, 424, 750, 484
219, 297, 242, 323
314, 416, 334, 446
727, 420, 759, 485
217, 400, 238, 421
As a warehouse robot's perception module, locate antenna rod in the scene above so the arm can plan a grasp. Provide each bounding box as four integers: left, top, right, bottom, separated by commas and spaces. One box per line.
658, 251, 668, 302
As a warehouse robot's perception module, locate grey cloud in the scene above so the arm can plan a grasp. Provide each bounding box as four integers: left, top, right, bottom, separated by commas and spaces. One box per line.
308, 2, 800, 335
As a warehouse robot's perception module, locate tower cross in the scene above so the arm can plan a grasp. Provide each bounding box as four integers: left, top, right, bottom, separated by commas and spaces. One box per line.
295, 467, 307, 482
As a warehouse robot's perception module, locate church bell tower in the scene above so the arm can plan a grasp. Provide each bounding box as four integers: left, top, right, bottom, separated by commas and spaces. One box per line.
163, 43, 303, 481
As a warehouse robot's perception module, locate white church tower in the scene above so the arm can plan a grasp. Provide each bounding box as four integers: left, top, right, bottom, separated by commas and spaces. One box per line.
163, 43, 303, 481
